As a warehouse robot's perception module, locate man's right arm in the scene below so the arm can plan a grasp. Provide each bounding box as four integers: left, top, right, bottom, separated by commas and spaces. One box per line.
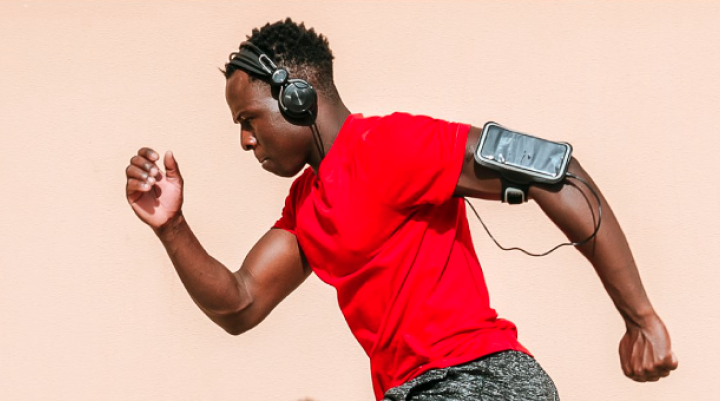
126, 147, 310, 335
157, 217, 310, 335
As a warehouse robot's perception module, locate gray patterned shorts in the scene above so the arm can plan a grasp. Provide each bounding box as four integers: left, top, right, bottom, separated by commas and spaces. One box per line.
382, 351, 559, 401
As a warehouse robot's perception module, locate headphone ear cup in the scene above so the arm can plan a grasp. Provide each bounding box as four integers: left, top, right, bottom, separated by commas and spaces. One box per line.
278, 79, 317, 119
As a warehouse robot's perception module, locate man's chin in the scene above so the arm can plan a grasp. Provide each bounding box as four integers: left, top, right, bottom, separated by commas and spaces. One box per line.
262, 160, 304, 178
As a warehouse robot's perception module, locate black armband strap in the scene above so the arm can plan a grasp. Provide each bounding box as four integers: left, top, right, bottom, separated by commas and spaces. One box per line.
501, 177, 530, 204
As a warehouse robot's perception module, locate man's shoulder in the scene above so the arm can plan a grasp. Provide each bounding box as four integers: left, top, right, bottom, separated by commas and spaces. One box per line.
338, 111, 459, 168
353, 111, 435, 126
347, 111, 440, 140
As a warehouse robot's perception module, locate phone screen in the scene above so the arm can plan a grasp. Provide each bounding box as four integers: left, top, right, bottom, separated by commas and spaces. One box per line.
479, 124, 570, 180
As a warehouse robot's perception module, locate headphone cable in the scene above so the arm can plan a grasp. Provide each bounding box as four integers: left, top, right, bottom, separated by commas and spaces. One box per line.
464, 172, 603, 257
311, 122, 326, 160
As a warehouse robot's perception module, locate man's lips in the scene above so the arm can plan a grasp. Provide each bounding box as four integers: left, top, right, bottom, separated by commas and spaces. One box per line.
254, 153, 268, 163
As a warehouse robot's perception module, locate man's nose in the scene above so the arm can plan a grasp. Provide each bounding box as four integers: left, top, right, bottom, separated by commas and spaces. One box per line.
240, 129, 257, 151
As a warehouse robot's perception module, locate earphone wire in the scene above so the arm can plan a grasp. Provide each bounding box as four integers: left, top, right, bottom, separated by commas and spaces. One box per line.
310, 121, 325, 160
464, 172, 603, 257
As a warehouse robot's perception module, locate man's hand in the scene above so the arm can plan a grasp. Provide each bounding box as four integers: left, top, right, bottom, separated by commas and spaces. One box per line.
125, 147, 183, 230
619, 314, 678, 382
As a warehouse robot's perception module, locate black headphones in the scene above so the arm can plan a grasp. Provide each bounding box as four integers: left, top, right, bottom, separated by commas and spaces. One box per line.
227, 42, 318, 122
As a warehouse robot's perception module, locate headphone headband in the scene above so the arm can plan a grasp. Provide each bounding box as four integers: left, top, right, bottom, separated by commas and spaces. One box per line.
228, 45, 274, 77
227, 42, 317, 122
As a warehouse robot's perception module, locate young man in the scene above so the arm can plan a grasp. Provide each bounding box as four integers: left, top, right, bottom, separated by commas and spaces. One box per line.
125, 19, 677, 400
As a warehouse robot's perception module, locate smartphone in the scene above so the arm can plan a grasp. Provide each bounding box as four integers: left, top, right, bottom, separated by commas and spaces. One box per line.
474, 122, 573, 184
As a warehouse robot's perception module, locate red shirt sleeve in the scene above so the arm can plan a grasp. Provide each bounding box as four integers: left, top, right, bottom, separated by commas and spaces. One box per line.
272, 168, 313, 235
357, 112, 470, 209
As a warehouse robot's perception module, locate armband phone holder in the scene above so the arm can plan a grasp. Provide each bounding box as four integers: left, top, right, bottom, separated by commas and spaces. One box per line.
468, 122, 602, 257
474, 122, 573, 204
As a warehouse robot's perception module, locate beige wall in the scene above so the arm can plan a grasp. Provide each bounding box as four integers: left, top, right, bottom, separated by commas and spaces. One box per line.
1, 1, 718, 400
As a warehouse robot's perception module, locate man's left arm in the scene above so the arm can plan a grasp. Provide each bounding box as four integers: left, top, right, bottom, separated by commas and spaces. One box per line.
455, 126, 678, 382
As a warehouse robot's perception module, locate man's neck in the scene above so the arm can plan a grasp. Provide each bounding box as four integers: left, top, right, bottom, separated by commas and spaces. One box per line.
308, 100, 351, 173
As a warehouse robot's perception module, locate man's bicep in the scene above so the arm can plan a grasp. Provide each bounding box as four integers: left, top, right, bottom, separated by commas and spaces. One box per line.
227, 228, 310, 333
454, 125, 504, 201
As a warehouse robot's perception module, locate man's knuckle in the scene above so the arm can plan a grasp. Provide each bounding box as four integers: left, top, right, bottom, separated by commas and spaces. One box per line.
663, 355, 678, 367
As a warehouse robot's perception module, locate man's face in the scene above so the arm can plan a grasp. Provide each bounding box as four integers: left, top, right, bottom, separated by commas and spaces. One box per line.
225, 71, 312, 177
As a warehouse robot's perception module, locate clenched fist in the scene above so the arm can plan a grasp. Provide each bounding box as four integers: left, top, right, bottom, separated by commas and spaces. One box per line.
619, 313, 678, 382
125, 147, 184, 230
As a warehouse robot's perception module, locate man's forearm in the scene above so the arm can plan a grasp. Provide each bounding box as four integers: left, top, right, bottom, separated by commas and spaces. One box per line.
530, 159, 655, 325
154, 213, 252, 318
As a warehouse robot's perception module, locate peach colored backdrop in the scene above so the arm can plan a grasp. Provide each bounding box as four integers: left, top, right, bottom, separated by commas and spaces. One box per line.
1, 1, 718, 400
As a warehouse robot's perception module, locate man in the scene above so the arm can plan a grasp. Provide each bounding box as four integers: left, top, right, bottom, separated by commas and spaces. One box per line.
125, 18, 677, 400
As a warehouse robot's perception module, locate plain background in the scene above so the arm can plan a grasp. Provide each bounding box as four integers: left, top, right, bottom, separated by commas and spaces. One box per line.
1, 1, 718, 400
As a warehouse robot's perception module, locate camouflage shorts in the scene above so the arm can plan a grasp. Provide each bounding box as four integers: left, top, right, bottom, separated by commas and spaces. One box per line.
382, 351, 559, 401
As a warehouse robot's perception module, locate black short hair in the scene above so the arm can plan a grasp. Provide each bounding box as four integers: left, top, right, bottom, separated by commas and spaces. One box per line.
224, 18, 339, 101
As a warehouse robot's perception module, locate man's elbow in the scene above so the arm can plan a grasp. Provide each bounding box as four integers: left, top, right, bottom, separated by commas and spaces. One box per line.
222, 321, 250, 336
208, 301, 258, 336
218, 313, 258, 336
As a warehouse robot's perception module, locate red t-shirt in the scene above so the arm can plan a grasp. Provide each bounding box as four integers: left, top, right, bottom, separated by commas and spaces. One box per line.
273, 112, 529, 400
